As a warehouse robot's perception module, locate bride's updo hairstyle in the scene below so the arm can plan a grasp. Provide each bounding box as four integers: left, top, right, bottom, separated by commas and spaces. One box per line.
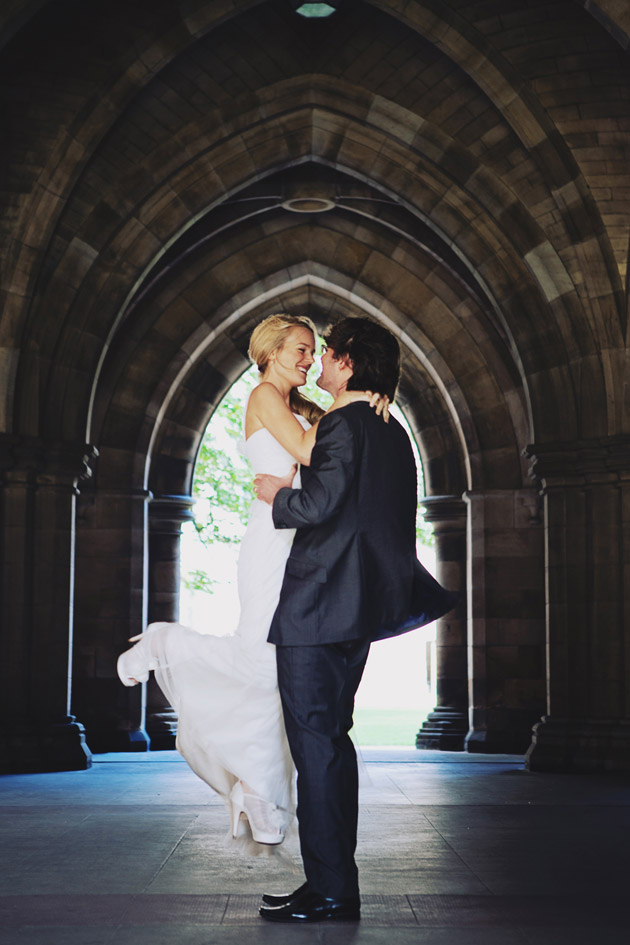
248, 314, 324, 425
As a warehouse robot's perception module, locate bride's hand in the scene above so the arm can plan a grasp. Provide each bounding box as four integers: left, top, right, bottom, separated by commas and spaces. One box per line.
330, 390, 390, 421
367, 390, 390, 423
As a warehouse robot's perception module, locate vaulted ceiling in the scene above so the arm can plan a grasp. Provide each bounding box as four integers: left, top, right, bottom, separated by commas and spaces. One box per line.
1, 0, 628, 496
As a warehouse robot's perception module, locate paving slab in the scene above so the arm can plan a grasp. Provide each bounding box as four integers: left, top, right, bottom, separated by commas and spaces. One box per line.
1, 750, 629, 944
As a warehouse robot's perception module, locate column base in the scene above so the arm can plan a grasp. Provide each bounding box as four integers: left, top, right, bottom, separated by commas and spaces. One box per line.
416, 706, 467, 751
124, 729, 151, 752
465, 728, 531, 754
147, 709, 178, 751
80, 724, 151, 753
526, 716, 630, 772
0, 716, 92, 774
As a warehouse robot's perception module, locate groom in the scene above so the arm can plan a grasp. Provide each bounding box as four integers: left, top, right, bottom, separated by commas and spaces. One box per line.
255, 317, 456, 923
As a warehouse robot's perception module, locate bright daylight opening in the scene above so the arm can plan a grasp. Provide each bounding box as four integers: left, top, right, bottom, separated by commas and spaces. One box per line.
180, 351, 437, 748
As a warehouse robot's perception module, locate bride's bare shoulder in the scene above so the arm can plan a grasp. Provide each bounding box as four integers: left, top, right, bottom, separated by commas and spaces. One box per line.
245, 383, 288, 438
248, 383, 291, 416
248, 381, 280, 403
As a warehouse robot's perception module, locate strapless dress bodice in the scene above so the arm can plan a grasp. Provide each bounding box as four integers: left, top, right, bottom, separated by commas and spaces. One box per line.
242, 414, 310, 477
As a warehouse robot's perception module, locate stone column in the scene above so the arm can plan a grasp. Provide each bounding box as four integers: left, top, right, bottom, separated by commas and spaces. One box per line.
525, 439, 630, 771
415, 496, 468, 751
146, 494, 195, 749
0, 435, 96, 772
73, 486, 152, 752
464, 488, 546, 754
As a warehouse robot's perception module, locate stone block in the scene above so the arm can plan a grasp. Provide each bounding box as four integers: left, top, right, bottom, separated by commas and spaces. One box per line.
484, 618, 545, 646
435, 644, 467, 677
486, 554, 544, 591
486, 585, 545, 620
484, 527, 543, 558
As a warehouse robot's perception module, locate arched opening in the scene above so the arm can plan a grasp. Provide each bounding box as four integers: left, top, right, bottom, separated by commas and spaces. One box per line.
1, 0, 627, 777
36, 5, 576, 763
179, 355, 437, 748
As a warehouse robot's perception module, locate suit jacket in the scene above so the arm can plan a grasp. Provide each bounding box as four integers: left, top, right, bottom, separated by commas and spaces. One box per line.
268, 402, 457, 646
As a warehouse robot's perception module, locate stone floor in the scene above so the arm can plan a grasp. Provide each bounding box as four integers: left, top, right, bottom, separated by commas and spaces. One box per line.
1, 748, 629, 944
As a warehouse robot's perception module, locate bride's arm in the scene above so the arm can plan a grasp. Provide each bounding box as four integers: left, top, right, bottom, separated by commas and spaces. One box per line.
246, 383, 321, 465
247, 383, 375, 466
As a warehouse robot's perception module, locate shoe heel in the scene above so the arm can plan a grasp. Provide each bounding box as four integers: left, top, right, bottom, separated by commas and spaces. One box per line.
229, 782, 284, 845
241, 789, 285, 845
229, 782, 246, 837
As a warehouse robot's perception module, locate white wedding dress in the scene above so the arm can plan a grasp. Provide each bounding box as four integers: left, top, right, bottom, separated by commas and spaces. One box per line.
118, 413, 310, 837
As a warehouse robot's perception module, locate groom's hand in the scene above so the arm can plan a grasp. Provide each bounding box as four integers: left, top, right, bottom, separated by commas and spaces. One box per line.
254, 465, 297, 505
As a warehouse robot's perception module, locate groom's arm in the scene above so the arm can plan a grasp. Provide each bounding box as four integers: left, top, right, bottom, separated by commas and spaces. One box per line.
274, 411, 356, 528
266, 411, 357, 529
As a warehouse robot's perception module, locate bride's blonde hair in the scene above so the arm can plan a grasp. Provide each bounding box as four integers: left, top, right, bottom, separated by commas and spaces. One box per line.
248, 314, 324, 425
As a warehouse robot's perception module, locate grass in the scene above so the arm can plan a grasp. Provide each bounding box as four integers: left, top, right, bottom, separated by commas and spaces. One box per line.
351, 707, 426, 747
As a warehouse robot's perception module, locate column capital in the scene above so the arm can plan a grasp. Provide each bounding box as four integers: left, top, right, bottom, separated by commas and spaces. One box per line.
149, 494, 195, 532
525, 436, 630, 490
0, 434, 98, 488
419, 495, 467, 525
95, 487, 152, 500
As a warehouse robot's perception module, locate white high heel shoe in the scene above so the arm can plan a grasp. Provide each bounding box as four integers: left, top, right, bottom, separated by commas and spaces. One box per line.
229, 782, 285, 845
116, 632, 153, 686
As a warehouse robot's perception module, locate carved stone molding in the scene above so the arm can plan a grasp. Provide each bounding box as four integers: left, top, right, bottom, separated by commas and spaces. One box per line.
0, 716, 91, 774
0, 434, 98, 490
416, 706, 468, 751
526, 716, 630, 772
146, 705, 178, 751
149, 494, 195, 533
419, 495, 467, 525
525, 436, 630, 490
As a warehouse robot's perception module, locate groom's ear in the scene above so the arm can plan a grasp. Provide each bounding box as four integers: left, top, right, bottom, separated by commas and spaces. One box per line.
339, 354, 354, 376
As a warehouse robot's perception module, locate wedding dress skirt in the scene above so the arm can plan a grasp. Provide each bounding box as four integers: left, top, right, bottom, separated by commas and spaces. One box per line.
118, 417, 309, 839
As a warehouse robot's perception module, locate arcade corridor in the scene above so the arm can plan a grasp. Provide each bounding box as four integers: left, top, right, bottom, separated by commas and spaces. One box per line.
2, 0, 630, 777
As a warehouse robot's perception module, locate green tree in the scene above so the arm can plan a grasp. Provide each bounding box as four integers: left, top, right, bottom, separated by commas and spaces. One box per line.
191, 369, 258, 547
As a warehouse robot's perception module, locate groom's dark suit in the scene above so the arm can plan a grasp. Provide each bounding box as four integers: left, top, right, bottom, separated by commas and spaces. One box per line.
268, 402, 456, 900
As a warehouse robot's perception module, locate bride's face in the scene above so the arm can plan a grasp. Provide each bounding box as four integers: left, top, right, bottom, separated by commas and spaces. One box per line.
272, 326, 316, 388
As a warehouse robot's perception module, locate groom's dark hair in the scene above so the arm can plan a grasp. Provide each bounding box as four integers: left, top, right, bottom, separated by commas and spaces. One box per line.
323, 317, 401, 401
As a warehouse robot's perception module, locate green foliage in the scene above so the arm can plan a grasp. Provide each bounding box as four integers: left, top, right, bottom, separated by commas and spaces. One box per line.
416, 513, 435, 548
191, 369, 257, 549
182, 568, 217, 594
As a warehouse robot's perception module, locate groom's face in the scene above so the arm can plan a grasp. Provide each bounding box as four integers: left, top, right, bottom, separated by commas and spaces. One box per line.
317, 345, 352, 397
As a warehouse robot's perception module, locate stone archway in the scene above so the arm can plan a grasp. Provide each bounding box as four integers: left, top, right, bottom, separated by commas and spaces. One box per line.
1, 0, 628, 772
70, 193, 539, 750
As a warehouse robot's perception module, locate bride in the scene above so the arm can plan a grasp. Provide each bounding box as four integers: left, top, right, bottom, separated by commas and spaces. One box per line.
117, 314, 376, 847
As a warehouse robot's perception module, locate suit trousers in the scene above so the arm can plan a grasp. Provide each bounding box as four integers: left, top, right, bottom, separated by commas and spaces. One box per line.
276, 638, 371, 900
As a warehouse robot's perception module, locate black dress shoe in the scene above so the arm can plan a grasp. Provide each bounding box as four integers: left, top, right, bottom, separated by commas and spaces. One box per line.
261, 880, 308, 907
259, 889, 360, 923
